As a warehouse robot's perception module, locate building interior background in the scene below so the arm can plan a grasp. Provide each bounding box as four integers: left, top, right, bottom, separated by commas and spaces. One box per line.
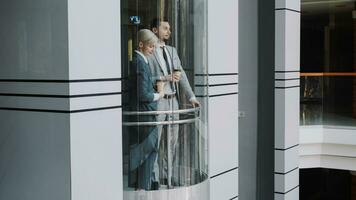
300, 0, 356, 199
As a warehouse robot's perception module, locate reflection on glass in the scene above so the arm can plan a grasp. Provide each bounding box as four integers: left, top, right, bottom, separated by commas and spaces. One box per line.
300, 75, 323, 125
300, 74, 356, 126
121, 0, 208, 199
301, 0, 356, 127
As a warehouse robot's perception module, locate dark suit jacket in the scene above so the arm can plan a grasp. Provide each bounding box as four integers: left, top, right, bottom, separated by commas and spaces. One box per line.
129, 52, 157, 111
128, 52, 158, 142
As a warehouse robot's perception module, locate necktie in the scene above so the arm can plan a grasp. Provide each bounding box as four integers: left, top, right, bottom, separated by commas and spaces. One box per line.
161, 46, 175, 91
161, 46, 171, 74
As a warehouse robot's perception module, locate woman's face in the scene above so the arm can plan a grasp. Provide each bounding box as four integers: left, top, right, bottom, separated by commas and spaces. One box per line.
140, 42, 155, 56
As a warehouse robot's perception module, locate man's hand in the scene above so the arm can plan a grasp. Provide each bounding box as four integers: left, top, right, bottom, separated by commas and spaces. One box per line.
161, 75, 173, 82
173, 71, 181, 82
156, 81, 165, 92
161, 73, 181, 82
190, 98, 200, 108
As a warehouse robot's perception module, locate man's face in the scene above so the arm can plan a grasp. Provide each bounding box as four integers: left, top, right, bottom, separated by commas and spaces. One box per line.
156, 21, 171, 41
140, 42, 155, 56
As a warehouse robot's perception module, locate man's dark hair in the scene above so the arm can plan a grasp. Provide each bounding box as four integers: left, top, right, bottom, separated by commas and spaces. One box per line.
150, 18, 169, 29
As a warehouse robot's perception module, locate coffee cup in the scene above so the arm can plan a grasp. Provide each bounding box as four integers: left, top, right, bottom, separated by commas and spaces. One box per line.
173, 68, 181, 81
156, 80, 165, 92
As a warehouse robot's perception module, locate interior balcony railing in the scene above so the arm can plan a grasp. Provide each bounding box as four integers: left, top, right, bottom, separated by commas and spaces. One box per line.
300, 72, 356, 127
122, 105, 208, 195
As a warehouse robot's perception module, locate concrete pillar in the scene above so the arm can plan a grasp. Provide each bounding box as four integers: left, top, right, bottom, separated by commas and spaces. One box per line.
0, 1, 70, 200
208, 0, 239, 199
0, 0, 123, 200
274, 0, 300, 199
66, 1, 122, 199
239, 0, 258, 199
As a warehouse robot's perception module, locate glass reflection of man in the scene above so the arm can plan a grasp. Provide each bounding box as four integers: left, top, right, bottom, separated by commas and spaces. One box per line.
148, 18, 200, 188
128, 29, 164, 190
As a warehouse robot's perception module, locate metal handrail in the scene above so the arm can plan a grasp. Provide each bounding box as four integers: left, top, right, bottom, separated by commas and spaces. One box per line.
122, 107, 201, 126
122, 107, 200, 116
122, 118, 200, 126
123, 106, 202, 189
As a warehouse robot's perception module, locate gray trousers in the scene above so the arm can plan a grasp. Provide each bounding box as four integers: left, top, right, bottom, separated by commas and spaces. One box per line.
153, 97, 180, 186
130, 97, 180, 189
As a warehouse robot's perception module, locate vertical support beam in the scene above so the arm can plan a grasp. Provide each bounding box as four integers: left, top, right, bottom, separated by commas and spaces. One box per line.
67, 1, 122, 200
257, 0, 275, 199
274, 0, 300, 199
352, 10, 356, 118
257, 0, 275, 200
239, 0, 258, 199
0, 1, 71, 200
208, 0, 239, 199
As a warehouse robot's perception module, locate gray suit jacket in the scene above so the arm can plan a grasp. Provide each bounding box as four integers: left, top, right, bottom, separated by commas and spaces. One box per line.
148, 45, 195, 101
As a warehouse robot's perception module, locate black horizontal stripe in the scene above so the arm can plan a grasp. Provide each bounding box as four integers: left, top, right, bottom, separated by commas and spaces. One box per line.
275, 78, 300, 81
230, 196, 239, 200
195, 73, 238, 76
275, 144, 299, 151
275, 85, 300, 89
195, 83, 238, 87
0, 105, 121, 113
196, 92, 238, 98
0, 78, 122, 83
211, 167, 238, 179
275, 8, 301, 13
210, 82, 238, 87
0, 92, 121, 98
210, 92, 238, 98
275, 70, 300, 73
275, 185, 299, 195
275, 167, 299, 175
195, 95, 208, 98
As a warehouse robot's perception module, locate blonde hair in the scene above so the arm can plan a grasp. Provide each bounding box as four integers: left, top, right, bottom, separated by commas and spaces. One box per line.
137, 29, 158, 45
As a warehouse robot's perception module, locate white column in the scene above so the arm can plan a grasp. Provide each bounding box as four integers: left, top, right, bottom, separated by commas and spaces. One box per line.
0, 1, 71, 200
67, 1, 122, 200
0, 1, 74, 200
208, 0, 239, 199
274, 0, 300, 200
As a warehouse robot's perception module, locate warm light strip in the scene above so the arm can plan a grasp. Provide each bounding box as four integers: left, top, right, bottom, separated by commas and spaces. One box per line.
300, 72, 356, 77
302, 0, 356, 5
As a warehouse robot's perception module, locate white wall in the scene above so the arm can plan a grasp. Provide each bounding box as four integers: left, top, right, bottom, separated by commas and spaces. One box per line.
67, 0, 122, 199
68, 0, 121, 80
208, 0, 239, 199
300, 126, 356, 171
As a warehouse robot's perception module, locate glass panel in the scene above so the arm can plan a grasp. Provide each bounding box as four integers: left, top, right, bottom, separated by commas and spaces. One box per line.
323, 76, 356, 126
300, 75, 323, 125
301, 0, 356, 127
121, 0, 208, 199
